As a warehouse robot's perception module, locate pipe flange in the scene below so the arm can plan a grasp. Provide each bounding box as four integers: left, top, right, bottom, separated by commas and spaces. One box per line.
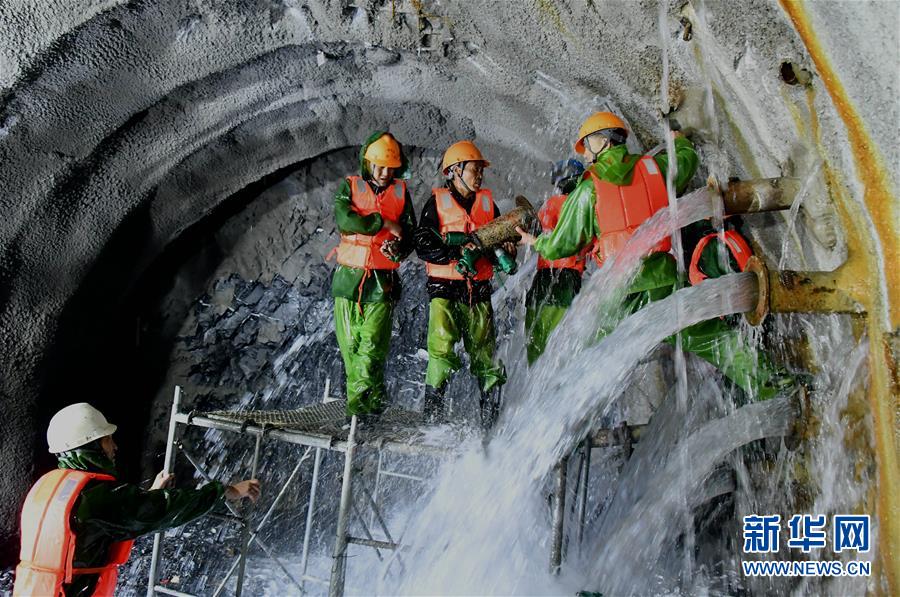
744, 255, 769, 327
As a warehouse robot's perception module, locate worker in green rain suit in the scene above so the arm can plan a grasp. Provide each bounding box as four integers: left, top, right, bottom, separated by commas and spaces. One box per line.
331, 131, 417, 417
414, 140, 517, 429
518, 111, 793, 401
525, 159, 589, 364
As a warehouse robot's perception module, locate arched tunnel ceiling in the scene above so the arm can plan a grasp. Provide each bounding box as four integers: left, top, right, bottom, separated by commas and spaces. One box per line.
0, 0, 897, 564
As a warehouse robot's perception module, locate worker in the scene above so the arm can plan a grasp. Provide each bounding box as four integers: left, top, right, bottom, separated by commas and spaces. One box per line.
14, 403, 260, 597
525, 159, 589, 364
518, 112, 794, 401
331, 131, 417, 418
414, 140, 517, 429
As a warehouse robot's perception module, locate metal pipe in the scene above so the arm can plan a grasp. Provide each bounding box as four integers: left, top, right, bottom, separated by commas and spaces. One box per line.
561, 448, 584, 563
767, 265, 866, 314
376, 469, 426, 482
235, 431, 263, 597
147, 386, 181, 597
743, 255, 867, 326
204, 512, 245, 525
300, 381, 334, 595
302, 574, 329, 586
358, 479, 399, 552
350, 497, 384, 561
357, 477, 407, 570
720, 177, 799, 215
300, 447, 324, 594
174, 412, 452, 456
371, 451, 384, 532
549, 457, 568, 574
713, 176, 869, 321
576, 440, 591, 549
330, 415, 358, 597
346, 536, 399, 550
152, 586, 197, 597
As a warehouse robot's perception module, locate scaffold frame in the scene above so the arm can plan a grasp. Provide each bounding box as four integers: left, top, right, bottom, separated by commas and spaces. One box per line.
145, 383, 448, 597
145, 384, 646, 596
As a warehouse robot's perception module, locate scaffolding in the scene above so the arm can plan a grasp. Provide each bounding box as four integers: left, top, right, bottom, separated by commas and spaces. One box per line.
145, 383, 456, 597
145, 385, 644, 596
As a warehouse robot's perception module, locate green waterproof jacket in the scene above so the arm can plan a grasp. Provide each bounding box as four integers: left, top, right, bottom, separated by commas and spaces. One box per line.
534, 137, 699, 260
56, 448, 224, 597
331, 130, 418, 304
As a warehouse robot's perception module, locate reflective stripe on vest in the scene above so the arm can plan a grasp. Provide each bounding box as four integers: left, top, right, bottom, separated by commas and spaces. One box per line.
536, 194, 587, 273
425, 188, 495, 281
14, 469, 135, 597
688, 230, 752, 285
589, 156, 671, 266
335, 176, 406, 271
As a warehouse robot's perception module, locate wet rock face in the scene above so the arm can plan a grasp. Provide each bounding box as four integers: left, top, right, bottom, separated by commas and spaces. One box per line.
0, 0, 895, 562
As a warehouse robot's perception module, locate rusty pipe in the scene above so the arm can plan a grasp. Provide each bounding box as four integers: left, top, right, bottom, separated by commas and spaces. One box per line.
715, 177, 801, 215
743, 256, 867, 327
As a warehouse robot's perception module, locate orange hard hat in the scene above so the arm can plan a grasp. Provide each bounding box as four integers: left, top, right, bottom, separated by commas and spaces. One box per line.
441, 140, 490, 174
574, 111, 627, 153
364, 133, 402, 168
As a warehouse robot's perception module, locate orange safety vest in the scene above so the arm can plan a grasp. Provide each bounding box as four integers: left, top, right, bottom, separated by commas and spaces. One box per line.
588, 155, 671, 266
335, 176, 406, 271
536, 194, 588, 273
688, 230, 752, 285
14, 469, 134, 597
426, 188, 495, 281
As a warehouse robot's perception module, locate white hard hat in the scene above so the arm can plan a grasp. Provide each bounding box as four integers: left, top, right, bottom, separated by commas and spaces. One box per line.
47, 403, 117, 453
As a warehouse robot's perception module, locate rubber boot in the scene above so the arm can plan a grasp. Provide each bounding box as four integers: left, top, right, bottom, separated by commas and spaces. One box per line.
479, 386, 502, 432
422, 385, 447, 425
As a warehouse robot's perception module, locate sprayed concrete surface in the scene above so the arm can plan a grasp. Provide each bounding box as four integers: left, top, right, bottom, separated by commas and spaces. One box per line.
0, 0, 897, 585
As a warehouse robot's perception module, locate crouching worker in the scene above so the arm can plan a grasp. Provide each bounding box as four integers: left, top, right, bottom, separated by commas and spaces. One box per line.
415, 140, 515, 430
331, 131, 417, 419
525, 159, 589, 364
14, 403, 260, 597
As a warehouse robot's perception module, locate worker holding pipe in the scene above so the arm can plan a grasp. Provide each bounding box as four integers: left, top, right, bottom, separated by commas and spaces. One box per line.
525, 159, 591, 364
330, 131, 417, 418
14, 403, 260, 597
414, 140, 517, 429
518, 111, 794, 400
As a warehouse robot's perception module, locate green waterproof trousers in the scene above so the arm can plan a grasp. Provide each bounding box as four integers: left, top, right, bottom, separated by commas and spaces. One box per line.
604, 252, 788, 401
334, 297, 393, 415
425, 298, 506, 393
525, 303, 569, 365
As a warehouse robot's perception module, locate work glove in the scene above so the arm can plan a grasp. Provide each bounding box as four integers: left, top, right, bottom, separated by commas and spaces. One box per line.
455, 248, 481, 277
493, 248, 518, 275
380, 239, 403, 262
442, 231, 472, 246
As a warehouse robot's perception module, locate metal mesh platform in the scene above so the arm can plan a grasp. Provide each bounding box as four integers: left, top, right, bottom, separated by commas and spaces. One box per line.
205, 400, 347, 428
201, 400, 448, 449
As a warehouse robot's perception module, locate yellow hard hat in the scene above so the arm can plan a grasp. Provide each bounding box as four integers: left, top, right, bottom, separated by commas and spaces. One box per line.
574, 111, 627, 153
441, 140, 490, 174
47, 403, 117, 453
364, 133, 402, 168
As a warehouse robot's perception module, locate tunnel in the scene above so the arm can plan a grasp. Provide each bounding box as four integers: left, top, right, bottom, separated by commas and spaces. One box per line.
1, 1, 897, 595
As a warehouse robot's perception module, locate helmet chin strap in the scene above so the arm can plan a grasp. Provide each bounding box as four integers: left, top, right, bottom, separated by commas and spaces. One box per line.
585, 134, 609, 162
453, 162, 475, 195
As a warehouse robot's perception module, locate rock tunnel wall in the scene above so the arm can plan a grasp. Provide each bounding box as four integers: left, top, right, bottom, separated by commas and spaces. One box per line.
0, 0, 897, 571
